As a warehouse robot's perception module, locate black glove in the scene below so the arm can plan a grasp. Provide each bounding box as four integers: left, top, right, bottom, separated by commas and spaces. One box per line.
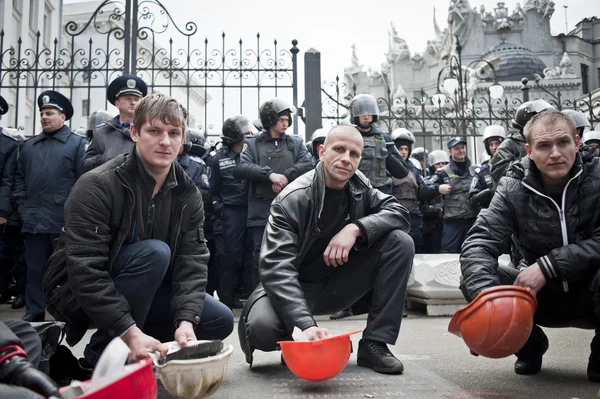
470, 189, 493, 209
0, 354, 62, 398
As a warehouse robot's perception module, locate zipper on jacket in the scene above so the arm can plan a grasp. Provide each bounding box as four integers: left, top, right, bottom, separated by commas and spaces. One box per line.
170, 203, 188, 266
522, 168, 582, 292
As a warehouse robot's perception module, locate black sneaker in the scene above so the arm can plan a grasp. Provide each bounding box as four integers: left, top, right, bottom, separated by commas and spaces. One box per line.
22, 312, 45, 322
514, 326, 549, 375
330, 308, 353, 320
357, 339, 404, 374
11, 294, 25, 309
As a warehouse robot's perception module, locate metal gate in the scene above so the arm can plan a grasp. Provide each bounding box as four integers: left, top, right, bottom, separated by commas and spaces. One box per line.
0, 0, 299, 138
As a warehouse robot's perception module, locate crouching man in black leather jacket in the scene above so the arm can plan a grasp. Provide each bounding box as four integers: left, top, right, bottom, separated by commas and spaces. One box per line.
238, 125, 414, 374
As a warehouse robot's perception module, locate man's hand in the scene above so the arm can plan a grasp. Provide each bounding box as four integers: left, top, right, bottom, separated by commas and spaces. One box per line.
121, 326, 167, 363
323, 224, 361, 267
513, 263, 547, 295
269, 173, 288, 188
438, 184, 452, 195
0, 217, 7, 225
174, 321, 197, 348
0, 355, 61, 398
272, 184, 283, 194
301, 326, 332, 341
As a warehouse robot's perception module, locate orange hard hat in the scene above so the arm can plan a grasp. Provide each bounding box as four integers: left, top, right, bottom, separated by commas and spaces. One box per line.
60, 358, 157, 399
448, 285, 537, 359
278, 330, 361, 382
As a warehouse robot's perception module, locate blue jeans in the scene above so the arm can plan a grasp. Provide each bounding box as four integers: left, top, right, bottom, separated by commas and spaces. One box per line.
23, 233, 59, 315
441, 218, 476, 253
84, 240, 234, 365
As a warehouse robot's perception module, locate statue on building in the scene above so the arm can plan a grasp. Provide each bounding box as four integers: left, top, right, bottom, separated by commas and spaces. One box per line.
388, 21, 411, 64
541, 66, 560, 79
511, 3, 525, 26
559, 52, 576, 78
442, 0, 474, 62
493, 2, 511, 31
523, 0, 555, 22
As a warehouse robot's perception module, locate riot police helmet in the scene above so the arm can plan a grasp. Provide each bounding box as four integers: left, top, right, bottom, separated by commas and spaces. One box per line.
310, 127, 329, 156
222, 115, 253, 146
187, 128, 207, 157
411, 147, 429, 161
349, 94, 379, 126
582, 130, 600, 146
482, 125, 507, 156
511, 100, 555, 131
259, 98, 296, 130
562, 109, 591, 134
428, 149, 450, 167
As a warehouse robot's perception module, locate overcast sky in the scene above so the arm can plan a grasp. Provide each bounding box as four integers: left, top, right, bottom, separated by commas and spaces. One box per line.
66, 0, 599, 137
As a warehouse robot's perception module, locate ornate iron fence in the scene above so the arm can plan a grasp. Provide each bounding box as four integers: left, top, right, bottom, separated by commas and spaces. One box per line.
0, 0, 299, 138
322, 76, 600, 161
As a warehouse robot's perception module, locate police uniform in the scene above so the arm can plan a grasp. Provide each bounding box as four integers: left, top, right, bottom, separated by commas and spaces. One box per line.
81, 75, 147, 172
208, 145, 251, 306
468, 163, 495, 209
429, 137, 479, 253
12, 91, 86, 320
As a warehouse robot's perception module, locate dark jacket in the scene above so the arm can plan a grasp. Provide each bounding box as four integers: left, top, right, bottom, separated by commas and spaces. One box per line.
0, 131, 19, 221
460, 154, 600, 301
489, 131, 526, 184
392, 162, 438, 215
260, 163, 408, 331
468, 164, 494, 209
233, 131, 313, 227
43, 151, 209, 345
13, 126, 86, 234
208, 147, 248, 209
81, 116, 133, 172
361, 126, 410, 182
429, 157, 478, 220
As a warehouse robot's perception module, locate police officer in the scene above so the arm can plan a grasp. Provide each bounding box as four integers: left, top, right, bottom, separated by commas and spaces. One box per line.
81, 75, 147, 172
0, 96, 21, 304
582, 131, 600, 157
309, 128, 328, 165
468, 125, 506, 209
85, 110, 113, 143
208, 116, 254, 309
13, 91, 86, 322
562, 109, 592, 138
349, 94, 409, 193
489, 100, 554, 184
233, 98, 313, 290
390, 128, 441, 254
422, 150, 450, 254
428, 137, 478, 253
411, 147, 429, 176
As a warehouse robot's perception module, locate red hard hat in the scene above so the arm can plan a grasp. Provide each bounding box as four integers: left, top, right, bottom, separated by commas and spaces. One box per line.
60, 358, 157, 399
278, 330, 361, 382
448, 286, 537, 359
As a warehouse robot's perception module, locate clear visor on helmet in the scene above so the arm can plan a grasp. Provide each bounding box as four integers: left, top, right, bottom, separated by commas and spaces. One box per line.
233, 116, 255, 135
351, 95, 379, 117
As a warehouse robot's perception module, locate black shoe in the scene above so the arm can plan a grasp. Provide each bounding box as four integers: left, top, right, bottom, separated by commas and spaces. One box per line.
514, 326, 549, 375
330, 308, 353, 320
22, 312, 45, 322
588, 332, 600, 382
357, 339, 404, 374
49, 346, 93, 386
11, 294, 25, 309
222, 298, 244, 309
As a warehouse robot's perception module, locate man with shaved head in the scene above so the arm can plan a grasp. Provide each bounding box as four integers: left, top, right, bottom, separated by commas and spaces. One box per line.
238, 124, 414, 374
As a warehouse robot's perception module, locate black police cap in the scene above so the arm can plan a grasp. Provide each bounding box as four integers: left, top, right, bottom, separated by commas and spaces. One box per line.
107, 75, 148, 105
37, 90, 74, 121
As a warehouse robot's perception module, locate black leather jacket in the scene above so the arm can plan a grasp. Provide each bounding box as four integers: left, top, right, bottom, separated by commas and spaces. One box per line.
238, 163, 410, 364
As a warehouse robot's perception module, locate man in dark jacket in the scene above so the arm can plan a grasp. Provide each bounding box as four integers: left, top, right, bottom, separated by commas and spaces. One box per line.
238, 125, 414, 374
460, 110, 600, 381
43, 94, 233, 369
233, 98, 313, 290
428, 137, 477, 253
81, 75, 147, 172
0, 96, 21, 303
13, 91, 86, 322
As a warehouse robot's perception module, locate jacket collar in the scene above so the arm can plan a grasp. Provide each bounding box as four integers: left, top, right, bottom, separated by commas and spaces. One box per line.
108, 116, 132, 139
177, 153, 191, 168
31, 125, 72, 144
448, 156, 471, 173
116, 149, 192, 195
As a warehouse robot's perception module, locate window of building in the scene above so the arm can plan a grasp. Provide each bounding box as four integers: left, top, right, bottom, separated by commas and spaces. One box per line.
29, 0, 39, 32
43, 13, 50, 47
581, 63, 590, 94
82, 99, 89, 117
13, 0, 23, 15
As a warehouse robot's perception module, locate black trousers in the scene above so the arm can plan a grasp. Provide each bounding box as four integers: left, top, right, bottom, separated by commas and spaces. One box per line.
244, 230, 415, 352
0, 319, 44, 399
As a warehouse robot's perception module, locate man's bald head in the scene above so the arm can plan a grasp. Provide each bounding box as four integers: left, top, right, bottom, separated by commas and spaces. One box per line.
319, 124, 364, 189
323, 124, 364, 151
